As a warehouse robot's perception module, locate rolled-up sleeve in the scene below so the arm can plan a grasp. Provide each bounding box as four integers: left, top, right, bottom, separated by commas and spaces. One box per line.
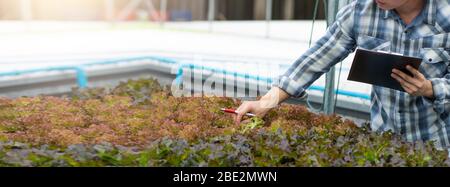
428, 72, 450, 114
272, 2, 357, 98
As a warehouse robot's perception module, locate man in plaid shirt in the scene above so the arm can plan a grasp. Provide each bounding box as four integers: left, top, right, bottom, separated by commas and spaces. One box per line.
235, 0, 450, 150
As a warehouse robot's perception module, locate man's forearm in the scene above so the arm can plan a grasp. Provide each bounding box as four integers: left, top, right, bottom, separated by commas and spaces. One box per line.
424, 80, 435, 99
259, 87, 290, 109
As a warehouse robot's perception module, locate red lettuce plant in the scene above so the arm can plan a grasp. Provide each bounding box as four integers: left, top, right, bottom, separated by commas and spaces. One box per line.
0, 77, 448, 167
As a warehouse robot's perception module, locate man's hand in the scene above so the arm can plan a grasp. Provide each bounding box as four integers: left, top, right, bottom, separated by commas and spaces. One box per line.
234, 87, 290, 124
234, 101, 271, 124
391, 65, 434, 98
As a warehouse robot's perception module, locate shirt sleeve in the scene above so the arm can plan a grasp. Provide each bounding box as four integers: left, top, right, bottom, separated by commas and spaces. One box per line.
272, 2, 357, 98
427, 70, 450, 114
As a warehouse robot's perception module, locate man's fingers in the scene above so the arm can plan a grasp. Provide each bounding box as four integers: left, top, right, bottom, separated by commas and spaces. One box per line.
241, 118, 252, 124
235, 104, 249, 124
235, 113, 244, 125
236, 102, 244, 112
392, 69, 420, 85
391, 73, 417, 92
400, 84, 414, 94
234, 102, 245, 124
391, 70, 420, 88
406, 65, 423, 79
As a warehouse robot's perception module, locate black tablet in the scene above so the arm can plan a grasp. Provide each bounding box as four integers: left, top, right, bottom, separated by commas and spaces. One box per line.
347, 48, 422, 92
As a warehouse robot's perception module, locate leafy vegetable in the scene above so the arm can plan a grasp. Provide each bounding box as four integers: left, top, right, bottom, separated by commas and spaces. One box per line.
240, 117, 265, 134
0, 77, 448, 167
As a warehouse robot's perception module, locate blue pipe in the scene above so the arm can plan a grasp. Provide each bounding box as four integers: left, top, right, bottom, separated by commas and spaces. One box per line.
82, 56, 177, 66
309, 85, 371, 100
174, 63, 272, 85
175, 63, 370, 101
0, 56, 177, 88
0, 55, 370, 100
0, 66, 89, 88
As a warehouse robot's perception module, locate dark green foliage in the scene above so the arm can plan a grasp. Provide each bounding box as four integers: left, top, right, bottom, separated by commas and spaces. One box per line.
0, 77, 448, 167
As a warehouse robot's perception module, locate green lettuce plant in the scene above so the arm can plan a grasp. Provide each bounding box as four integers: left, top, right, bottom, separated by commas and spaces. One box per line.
0, 77, 448, 167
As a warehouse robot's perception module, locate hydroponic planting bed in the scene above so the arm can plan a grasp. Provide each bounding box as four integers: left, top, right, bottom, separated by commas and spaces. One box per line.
0, 78, 448, 167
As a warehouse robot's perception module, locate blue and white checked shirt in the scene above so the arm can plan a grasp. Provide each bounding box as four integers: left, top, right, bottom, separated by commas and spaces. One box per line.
274, 0, 450, 149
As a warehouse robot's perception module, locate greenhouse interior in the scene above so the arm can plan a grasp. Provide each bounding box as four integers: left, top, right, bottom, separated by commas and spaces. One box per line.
0, 0, 450, 183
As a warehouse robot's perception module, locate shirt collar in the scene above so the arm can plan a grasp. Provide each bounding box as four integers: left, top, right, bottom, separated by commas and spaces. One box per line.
382, 0, 436, 25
